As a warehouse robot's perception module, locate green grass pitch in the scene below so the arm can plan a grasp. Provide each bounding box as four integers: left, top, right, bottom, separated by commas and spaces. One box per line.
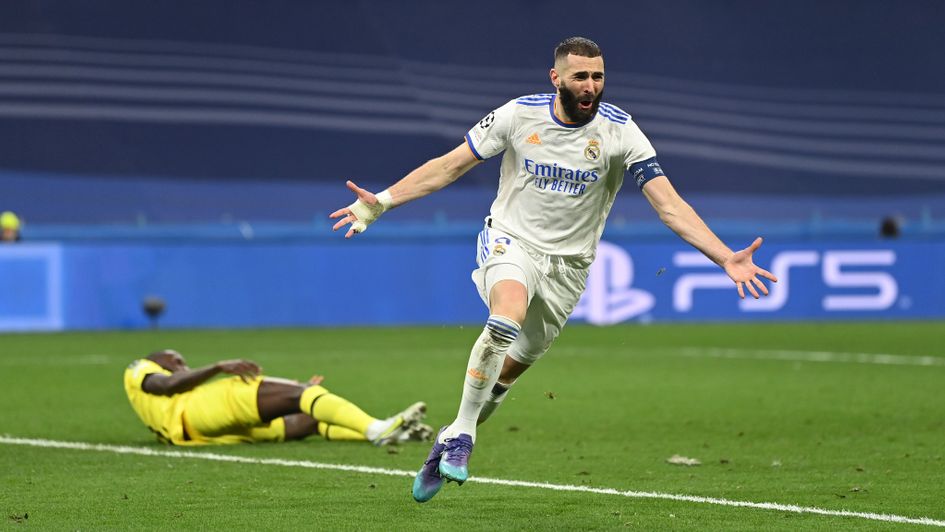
1, 322, 944, 530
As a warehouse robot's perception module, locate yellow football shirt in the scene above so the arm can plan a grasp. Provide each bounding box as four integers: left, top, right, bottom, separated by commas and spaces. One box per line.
123, 359, 188, 444
123, 359, 284, 445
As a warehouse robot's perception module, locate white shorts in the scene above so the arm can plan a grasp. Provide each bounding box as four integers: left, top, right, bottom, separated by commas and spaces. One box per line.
471, 222, 591, 365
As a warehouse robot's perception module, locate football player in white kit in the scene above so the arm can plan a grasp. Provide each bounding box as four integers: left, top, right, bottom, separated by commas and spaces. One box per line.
330, 37, 778, 503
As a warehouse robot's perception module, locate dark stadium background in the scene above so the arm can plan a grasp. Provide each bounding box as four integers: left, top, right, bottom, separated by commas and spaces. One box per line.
1, 0, 943, 329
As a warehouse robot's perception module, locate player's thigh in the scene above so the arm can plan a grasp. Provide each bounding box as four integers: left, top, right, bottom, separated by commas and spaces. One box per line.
507, 297, 563, 365
472, 227, 540, 313
544, 262, 590, 324
183, 376, 263, 438
488, 274, 529, 324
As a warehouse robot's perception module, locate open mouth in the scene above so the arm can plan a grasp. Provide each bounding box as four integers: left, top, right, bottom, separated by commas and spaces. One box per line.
578, 100, 594, 111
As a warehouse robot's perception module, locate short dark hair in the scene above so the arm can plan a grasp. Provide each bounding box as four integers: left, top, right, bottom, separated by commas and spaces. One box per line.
146, 349, 177, 362
554, 37, 602, 63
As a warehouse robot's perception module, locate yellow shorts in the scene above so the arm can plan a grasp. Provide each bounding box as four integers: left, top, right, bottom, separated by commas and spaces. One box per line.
180, 376, 286, 445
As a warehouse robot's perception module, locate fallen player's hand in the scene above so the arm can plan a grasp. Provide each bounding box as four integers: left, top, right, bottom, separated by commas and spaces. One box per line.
307, 374, 325, 386
329, 180, 392, 238
216, 359, 261, 382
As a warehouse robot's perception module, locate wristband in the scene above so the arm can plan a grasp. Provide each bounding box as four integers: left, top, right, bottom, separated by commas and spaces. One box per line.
375, 189, 393, 210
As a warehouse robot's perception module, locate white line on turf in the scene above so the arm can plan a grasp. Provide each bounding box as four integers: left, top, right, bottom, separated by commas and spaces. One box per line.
677, 347, 945, 367
2, 435, 943, 528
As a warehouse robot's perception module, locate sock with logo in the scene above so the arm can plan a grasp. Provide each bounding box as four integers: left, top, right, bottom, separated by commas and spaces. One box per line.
442, 315, 521, 443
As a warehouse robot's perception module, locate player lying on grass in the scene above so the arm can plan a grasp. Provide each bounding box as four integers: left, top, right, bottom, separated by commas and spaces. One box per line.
124, 349, 432, 446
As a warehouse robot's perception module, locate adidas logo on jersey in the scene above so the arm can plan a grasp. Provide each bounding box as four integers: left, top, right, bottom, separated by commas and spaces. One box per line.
526, 132, 541, 145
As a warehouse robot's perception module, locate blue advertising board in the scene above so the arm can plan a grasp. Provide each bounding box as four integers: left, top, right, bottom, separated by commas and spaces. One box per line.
0, 238, 942, 331
574, 240, 944, 324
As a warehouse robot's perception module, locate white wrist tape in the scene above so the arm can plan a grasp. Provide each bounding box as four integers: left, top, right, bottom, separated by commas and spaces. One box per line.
348, 189, 393, 234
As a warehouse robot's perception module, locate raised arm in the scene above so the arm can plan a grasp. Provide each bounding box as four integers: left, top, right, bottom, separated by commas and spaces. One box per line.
641, 175, 777, 299
142, 359, 261, 396
330, 142, 481, 238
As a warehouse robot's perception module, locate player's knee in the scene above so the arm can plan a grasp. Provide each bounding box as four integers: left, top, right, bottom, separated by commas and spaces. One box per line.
491, 306, 525, 326
488, 279, 527, 324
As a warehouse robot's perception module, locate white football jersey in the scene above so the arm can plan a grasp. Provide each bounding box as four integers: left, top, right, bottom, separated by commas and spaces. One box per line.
465, 93, 657, 259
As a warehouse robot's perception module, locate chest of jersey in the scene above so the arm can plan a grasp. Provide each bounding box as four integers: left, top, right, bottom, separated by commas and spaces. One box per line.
508, 122, 617, 198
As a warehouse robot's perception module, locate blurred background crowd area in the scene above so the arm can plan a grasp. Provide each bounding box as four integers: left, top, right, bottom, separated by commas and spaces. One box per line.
2, 1, 943, 331
1, 0, 943, 242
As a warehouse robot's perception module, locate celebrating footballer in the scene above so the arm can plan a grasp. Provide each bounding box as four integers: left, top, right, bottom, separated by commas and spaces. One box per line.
330, 36, 778, 503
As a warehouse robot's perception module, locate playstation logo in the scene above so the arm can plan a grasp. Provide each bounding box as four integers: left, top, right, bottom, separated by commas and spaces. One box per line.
573, 241, 655, 325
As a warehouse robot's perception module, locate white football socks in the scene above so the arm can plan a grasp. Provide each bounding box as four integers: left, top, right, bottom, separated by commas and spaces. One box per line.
442, 315, 520, 443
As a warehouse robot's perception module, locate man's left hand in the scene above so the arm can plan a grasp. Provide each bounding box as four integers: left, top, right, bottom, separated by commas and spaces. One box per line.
723, 237, 779, 299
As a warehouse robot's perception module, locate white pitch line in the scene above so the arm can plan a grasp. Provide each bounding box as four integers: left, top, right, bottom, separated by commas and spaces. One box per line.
678, 347, 945, 367
2, 435, 943, 528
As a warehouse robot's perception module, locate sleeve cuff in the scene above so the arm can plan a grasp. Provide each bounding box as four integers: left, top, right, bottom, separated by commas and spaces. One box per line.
465, 133, 484, 161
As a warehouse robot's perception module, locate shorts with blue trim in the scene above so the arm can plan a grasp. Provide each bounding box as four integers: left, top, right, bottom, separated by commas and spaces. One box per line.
471, 221, 591, 365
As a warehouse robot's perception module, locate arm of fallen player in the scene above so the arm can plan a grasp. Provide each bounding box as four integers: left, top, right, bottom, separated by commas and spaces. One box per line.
142, 359, 261, 395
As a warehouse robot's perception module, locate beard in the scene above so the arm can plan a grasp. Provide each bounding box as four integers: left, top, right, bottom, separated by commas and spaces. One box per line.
557, 85, 603, 123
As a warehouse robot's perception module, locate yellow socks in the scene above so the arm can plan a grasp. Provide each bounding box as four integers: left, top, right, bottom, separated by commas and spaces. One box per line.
299, 385, 376, 436
299, 385, 329, 417
317, 422, 367, 441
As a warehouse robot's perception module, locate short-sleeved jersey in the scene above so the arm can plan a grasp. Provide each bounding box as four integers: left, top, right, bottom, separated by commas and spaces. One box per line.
465, 93, 657, 258
123, 359, 187, 444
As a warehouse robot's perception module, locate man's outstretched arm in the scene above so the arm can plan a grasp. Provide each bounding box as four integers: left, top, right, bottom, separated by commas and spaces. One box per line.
330, 143, 481, 238
142, 360, 261, 396
641, 175, 778, 299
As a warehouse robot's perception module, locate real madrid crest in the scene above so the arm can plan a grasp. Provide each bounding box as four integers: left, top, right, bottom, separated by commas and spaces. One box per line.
584, 139, 601, 161
493, 243, 507, 256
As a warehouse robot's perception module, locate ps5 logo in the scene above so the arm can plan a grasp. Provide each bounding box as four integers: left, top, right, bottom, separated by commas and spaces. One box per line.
575, 244, 899, 324
674, 250, 898, 312
573, 241, 654, 325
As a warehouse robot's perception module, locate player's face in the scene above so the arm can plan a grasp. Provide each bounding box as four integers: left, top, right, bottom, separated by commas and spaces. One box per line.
553, 54, 605, 122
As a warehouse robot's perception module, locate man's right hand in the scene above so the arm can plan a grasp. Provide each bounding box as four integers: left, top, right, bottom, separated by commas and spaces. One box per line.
329, 180, 391, 238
